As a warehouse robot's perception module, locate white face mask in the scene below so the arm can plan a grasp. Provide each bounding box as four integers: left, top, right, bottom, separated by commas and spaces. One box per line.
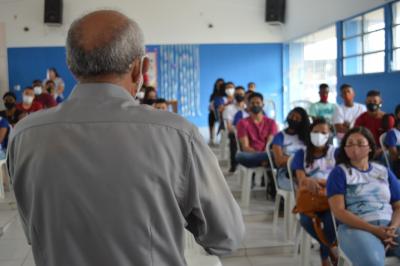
23, 95, 34, 104
310, 132, 329, 147
226, 88, 235, 96
136, 91, 145, 100
33, 86, 42, 95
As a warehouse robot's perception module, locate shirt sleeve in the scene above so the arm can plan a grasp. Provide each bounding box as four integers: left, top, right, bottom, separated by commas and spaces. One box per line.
236, 120, 247, 139
0, 117, 9, 129
270, 120, 278, 136
385, 130, 398, 148
309, 103, 317, 117
271, 132, 284, 147
388, 169, 400, 203
332, 105, 343, 125
326, 166, 347, 198
185, 128, 245, 255
291, 149, 305, 171
233, 111, 242, 126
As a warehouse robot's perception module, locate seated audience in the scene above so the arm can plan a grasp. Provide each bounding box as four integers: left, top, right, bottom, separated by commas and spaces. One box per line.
309, 83, 336, 123
0, 92, 25, 126
236, 92, 277, 168
43, 67, 65, 101
333, 84, 366, 140
45, 80, 63, 104
272, 107, 310, 190
247, 82, 256, 92
385, 107, 400, 177
33, 79, 57, 108
327, 127, 400, 266
154, 98, 168, 111
16, 87, 43, 114
142, 86, 157, 106
215, 82, 235, 133
0, 116, 10, 159
355, 90, 388, 155
291, 118, 337, 266
222, 86, 246, 172
233, 90, 253, 126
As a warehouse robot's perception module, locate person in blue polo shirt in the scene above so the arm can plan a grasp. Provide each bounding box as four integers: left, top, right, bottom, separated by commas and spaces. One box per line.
327, 127, 400, 266
291, 118, 337, 266
271, 107, 310, 190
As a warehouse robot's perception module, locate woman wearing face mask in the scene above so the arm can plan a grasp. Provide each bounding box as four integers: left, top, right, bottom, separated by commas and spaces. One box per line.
327, 127, 400, 266
291, 118, 337, 266
271, 107, 310, 191
0, 92, 25, 126
214, 82, 235, 133
16, 87, 43, 114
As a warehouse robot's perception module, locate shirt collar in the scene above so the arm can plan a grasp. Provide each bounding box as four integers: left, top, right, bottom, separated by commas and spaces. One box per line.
69, 83, 137, 102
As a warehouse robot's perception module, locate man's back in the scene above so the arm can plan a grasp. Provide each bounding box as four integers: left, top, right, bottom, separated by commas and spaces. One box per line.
8, 83, 244, 266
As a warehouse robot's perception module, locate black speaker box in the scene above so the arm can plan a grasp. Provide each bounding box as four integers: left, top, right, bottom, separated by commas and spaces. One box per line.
44, 0, 63, 24
266, 0, 285, 24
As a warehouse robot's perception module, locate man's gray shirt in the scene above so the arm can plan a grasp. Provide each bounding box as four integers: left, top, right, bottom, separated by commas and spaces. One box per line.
7, 83, 245, 266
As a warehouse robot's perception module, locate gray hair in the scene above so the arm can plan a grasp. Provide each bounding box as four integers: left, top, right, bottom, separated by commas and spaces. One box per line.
66, 13, 145, 77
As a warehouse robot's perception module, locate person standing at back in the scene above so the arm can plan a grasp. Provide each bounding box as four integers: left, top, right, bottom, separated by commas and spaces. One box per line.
7, 10, 244, 266
309, 83, 336, 123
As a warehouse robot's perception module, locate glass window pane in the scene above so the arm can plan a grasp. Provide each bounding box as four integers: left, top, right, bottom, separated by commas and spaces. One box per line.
344, 56, 362, 75
363, 30, 385, 53
394, 2, 400, 25
364, 9, 385, 32
343, 37, 362, 56
364, 52, 385, 73
394, 25, 400, 48
343, 16, 362, 38
392, 48, 400, 71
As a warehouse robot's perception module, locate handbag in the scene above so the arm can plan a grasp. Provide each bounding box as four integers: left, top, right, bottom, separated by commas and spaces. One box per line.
292, 187, 335, 248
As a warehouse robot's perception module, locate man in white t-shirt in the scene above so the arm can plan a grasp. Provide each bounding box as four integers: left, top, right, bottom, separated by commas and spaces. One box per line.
333, 84, 366, 140
223, 86, 246, 172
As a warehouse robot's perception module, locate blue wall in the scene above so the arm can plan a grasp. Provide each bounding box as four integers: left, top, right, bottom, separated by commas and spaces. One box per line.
7, 43, 283, 127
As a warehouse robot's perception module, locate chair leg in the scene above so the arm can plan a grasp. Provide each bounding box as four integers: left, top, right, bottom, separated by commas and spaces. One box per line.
272, 194, 281, 228
300, 229, 311, 266
241, 169, 253, 208
283, 194, 291, 240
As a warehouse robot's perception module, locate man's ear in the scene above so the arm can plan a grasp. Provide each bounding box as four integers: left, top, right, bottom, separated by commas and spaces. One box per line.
130, 56, 150, 84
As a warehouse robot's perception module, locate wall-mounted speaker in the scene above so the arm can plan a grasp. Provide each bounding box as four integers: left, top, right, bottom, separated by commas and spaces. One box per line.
44, 0, 63, 25
266, 0, 285, 25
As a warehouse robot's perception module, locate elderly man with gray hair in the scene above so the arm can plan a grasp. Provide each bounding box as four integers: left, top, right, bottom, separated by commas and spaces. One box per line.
7, 10, 244, 266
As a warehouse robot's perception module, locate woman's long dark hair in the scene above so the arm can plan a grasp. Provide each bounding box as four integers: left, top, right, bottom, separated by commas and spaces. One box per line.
335, 127, 376, 169
285, 107, 310, 144
209, 78, 224, 102
305, 117, 330, 168
48, 67, 60, 78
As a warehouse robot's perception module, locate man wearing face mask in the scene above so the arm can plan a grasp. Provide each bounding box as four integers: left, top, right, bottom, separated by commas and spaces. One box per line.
333, 84, 366, 140
7, 10, 244, 266
16, 87, 43, 114
223, 86, 246, 172
355, 90, 387, 153
32, 80, 57, 109
309, 83, 336, 123
236, 92, 278, 168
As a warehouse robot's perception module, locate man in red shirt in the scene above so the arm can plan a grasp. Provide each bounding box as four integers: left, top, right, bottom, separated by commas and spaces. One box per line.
17, 87, 43, 114
355, 90, 386, 155
236, 92, 278, 168
32, 80, 57, 109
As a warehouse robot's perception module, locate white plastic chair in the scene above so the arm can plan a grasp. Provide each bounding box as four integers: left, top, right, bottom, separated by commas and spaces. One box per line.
380, 133, 391, 169
184, 230, 222, 266
287, 155, 313, 266
266, 140, 293, 240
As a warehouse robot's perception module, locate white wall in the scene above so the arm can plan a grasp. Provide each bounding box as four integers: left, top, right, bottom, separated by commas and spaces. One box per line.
0, 0, 283, 47
0, 22, 8, 99
283, 0, 388, 41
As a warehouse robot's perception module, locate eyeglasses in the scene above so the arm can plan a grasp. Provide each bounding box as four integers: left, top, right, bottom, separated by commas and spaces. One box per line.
344, 144, 369, 148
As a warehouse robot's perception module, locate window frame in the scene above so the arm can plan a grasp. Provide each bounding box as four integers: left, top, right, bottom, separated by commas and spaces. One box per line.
392, 1, 400, 71
342, 8, 386, 76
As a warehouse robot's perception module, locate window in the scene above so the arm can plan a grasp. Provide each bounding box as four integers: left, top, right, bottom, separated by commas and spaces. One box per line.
342, 8, 385, 75
392, 2, 400, 70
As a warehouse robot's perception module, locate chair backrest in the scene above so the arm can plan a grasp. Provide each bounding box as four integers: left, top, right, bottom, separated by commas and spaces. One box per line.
286, 155, 296, 201
265, 138, 278, 191
380, 133, 391, 169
